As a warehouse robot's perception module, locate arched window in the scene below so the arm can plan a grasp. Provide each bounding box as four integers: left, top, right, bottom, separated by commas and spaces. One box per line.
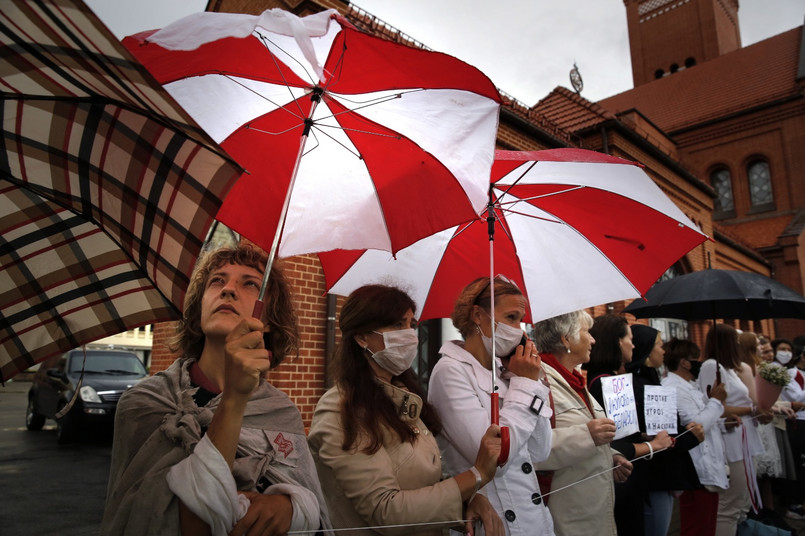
747, 160, 773, 210
710, 168, 735, 217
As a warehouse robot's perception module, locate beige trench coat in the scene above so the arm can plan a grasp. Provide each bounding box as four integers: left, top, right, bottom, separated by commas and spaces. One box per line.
536, 363, 618, 536
308, 382, 463, 536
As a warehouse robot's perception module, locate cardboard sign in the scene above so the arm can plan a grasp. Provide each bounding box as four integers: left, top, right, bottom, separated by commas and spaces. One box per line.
600, 373, 639, 439
644, 385, 677, 434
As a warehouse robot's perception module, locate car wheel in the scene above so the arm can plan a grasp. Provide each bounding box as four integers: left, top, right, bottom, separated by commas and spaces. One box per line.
25, 397, 46, 431
56, 403, 77, 445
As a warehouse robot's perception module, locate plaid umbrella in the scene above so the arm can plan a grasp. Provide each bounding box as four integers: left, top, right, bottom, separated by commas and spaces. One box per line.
0, 0, 243, 382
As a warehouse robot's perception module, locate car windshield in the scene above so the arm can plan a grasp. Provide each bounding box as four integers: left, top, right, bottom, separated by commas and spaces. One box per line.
69, 353, 147, 377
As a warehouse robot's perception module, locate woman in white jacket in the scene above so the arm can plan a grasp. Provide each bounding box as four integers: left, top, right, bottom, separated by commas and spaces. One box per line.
698, 324, 765, 536
428, 276, 555, 535
661, 338, 728, 536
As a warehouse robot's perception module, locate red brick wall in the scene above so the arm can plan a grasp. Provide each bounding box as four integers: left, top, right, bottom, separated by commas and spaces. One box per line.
625, 0, 740, 87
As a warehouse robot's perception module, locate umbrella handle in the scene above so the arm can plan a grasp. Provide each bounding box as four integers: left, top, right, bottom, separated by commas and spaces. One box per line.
252, 300, 265, 320
491, 392, 510, 466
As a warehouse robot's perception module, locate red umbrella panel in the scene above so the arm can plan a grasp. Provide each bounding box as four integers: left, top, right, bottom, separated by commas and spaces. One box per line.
123, 8, 502, 261
321, 148, 710, 323
0, 0, 243, 382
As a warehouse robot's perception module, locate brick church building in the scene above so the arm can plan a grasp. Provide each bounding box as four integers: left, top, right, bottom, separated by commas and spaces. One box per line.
148, 0, 805, 425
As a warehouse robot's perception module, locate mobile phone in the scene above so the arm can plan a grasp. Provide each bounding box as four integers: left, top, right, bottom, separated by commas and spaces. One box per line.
502, 334, 528, 361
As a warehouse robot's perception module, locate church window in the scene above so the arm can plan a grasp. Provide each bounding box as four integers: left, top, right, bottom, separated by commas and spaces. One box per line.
710, 168, 734, 217
747, 160, 773, 209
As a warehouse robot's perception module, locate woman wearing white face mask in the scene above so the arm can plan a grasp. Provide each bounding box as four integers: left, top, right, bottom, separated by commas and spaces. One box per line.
774, 338, 805, 520
428, 276, 555, 536
308, 284, 504, 536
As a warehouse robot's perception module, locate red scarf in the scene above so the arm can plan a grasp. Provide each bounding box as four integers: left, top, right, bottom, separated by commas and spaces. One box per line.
190, 360, 222, 394
541, 352, 593, 414
796, 369, 804, 390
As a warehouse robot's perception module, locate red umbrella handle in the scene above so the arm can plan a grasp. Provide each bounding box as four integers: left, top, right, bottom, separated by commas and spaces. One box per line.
252, 300, 265, 320
491, 392, 510, 466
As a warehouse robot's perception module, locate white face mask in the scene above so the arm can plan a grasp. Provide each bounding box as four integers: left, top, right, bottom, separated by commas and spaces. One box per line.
479, 317, 523, 358
366, 328, 418, 376
776, 350, 793, 365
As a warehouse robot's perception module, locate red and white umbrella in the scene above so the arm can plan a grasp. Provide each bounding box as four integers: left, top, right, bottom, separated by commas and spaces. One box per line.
123, 8, 501, 266
321, 148, 710, 323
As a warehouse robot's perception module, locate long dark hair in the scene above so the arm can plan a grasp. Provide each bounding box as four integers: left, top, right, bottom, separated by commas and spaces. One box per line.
703, 323, 741, 370
333, 284, 442, 454
585, 314, 629, 383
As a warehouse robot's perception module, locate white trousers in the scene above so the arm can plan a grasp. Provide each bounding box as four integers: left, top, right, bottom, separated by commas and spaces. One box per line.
715, 460, 749, 536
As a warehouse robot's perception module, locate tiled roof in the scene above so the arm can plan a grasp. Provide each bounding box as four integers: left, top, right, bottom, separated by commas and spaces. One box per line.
530, 86, 618, 133
597, 27, 803, 133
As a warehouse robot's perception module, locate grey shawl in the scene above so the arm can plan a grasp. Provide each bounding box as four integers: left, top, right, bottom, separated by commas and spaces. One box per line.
101, 356, 330, 535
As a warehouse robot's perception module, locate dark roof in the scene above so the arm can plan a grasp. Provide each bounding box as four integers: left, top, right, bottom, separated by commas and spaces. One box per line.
596, 26, 804, 133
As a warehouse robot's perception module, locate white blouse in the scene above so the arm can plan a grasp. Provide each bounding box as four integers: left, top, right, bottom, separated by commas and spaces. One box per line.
698, 360, 763, 463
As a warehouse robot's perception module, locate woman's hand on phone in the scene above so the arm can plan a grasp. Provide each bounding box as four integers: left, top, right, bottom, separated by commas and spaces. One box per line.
505, 336, 542, 381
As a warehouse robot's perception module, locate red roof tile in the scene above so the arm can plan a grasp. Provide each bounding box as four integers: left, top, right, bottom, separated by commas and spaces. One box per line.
530, 86, 617, 132
597, 27, 803, 133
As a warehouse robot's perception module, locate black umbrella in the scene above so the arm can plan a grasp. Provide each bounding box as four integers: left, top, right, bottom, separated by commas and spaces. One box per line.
623, 269, 805, 321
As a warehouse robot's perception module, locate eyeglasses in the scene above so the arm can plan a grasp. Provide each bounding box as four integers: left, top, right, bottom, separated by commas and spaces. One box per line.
473, 274, 520, 305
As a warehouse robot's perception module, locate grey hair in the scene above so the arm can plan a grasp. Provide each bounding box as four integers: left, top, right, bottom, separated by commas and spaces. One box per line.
533, 310, 593, 354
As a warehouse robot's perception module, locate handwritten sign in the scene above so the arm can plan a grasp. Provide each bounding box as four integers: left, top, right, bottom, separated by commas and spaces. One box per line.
644, 385, 677, 434
600, 373, 639, 439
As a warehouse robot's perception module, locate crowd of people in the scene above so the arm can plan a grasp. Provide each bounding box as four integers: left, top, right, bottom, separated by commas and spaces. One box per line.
100, 244, 805, 536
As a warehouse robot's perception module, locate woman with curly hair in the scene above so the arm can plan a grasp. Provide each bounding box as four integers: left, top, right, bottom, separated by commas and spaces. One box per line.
428, 276, 555, 535
308, 284, 503, 536
103, 244, 329, 536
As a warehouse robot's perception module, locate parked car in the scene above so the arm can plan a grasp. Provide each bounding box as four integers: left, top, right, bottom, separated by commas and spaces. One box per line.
26, 348, 148, 444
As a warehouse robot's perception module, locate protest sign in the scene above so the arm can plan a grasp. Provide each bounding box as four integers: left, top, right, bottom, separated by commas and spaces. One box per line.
644, 385, 677, 434
600, 373, 639, 439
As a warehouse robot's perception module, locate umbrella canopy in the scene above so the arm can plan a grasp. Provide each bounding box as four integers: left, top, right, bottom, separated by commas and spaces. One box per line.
123, 8, 501, 260
622, 268, 805, 321
321, 148, 710, 323
0, 0, 243, 382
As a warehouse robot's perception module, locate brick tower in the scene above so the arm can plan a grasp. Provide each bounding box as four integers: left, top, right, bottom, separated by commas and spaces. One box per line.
624, 0, 741, 86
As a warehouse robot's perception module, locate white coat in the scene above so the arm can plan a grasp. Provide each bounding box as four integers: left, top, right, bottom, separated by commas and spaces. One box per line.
428, 340, 555, 536
781, 368, 805, 420
698, 360, 764, 462
662, 371, 729, 490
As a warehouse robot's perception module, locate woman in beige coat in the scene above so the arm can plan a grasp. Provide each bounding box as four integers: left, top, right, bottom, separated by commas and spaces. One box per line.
308, 284, 504, 536
532, 310, 632, 536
